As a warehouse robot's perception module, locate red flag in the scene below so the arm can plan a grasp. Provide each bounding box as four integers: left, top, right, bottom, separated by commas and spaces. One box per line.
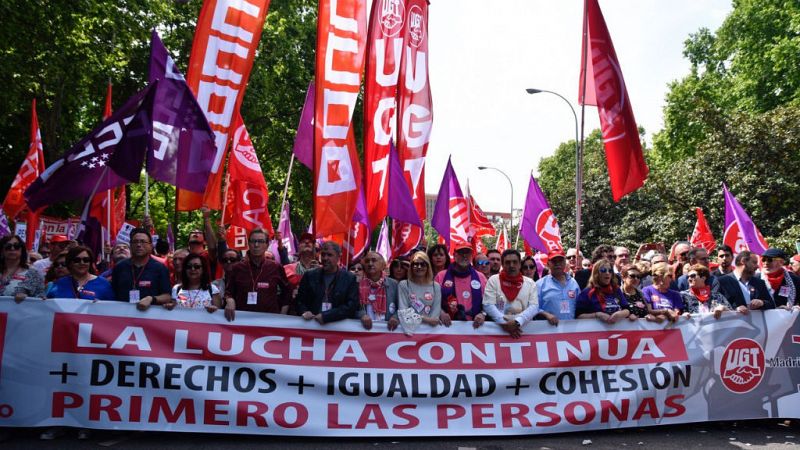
690, 207, 716, 253
223, 112, 274, 234
90, 82, 126, 243
391, 221, 423, 258
3, 99, 45, 221
578, 0, 648, 201
472, 234, 486, 255
103, 82, 113, 120
226, 225, 248, 251
363, 0, 405, 229
177, 0, 272, 211
396, 0, 433, 219
468, 195, 495, 238
496, 225, 509, 253
314, 0, 367, 236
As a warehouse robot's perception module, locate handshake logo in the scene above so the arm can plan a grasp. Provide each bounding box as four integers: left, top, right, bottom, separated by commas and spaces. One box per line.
720, 338, 765, 394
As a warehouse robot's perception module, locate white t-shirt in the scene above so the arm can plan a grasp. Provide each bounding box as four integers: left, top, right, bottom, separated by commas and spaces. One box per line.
171, 284, 220, 310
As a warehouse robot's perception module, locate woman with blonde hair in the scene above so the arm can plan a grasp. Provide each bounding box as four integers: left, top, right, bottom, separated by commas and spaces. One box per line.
575, 259, 632, 323
398, 251, 441, 326
642, 262, 684, 321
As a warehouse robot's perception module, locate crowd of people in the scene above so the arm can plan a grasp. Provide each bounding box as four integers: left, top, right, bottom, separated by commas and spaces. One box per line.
3, 218, 800, 439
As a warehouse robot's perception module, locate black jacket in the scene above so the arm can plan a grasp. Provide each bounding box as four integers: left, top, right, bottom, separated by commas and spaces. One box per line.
717, 272, 774, 310
295, 268, 359, 323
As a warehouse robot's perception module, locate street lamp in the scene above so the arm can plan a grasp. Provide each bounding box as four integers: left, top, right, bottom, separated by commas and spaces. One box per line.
525, 88, 583, 253
477, 166, 513, 247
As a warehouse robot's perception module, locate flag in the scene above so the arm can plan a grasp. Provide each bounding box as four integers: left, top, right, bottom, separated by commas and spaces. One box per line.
722, 184, 768, 255
496, 225, 509, 253
690, 207, 716, 253
278, 202, 297, 259
178, 0, 272, 211
222, 112, 274, 234
313, 0, 368, 236
387, 142, 421, 226
376, 219, 392, 262
103, 82, 113, 119
90, 82, 126, 245
391, 220, 423, 258
578, 0, 648, 201
519, 175, 563, 253
25, 86, 153, 212
467, 184, 495, 238
396, 0, 433, 219
0, 209, 10, 239
141, 31, 217, 193
292, 81, 314, 169
364, 0, 406, 228
3, 99, 45, 221
431, 157, 470, 249
345, 190, 370, 261
166, 222, 175, 253
472, 234, 486, 256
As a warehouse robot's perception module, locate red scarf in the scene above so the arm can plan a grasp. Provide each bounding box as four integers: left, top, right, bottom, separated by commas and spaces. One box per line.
691, 286, 711, 303
359, 277, 387, 316
590, 285, 615, 311
499, 271, 524, 301
765, 270, 786, 292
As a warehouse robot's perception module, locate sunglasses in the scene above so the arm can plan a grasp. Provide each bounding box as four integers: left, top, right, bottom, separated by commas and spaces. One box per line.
566, 255, 576, 260
522, 265, 536, 270
186, 264, 203, 270
411, 262, 427, 268
222, 257, 239, 263
626, 273, 641, 279
762, 257, 774, 263
72, 257, 92, 264
54, 262, 68, 268
4, 243, 22, 250
476, 260, 490, 266
679, 252, 689, 257
599, 267, 612, 273
687, 273, 698, 279
352, 266, 364, 271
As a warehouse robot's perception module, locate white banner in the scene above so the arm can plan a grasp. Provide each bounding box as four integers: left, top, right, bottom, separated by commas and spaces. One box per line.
0, 299, 799, 436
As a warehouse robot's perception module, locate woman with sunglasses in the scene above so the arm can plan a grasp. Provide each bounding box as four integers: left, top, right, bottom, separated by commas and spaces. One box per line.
398, 252, 441, 327
619, 264, 651, 320
44, 252, 70, 297
575, 260, 633, 323
0, 235, 45, 302
642, 262, 684, 322
46, 246, 114, 301
389, 258, 410, 282
521, 255, 538, 280
427, 244, 450, 276
167, 253, 220, 312
680, 264, 733, 319
474, 253, 491, 277
349, 262, 365, 281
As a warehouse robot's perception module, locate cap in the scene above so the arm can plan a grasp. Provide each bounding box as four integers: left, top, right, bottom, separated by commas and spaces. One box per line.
547, 249, 566, 260
792, 254, 800, 263
762, 248, 787, 260
454, 242, 473, 252
50, 235, 69, 243
299, 232, 316, 243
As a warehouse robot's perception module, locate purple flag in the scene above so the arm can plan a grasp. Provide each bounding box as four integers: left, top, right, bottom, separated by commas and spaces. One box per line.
387, 142, 422, 227
292, 81, 314, 169
25, 86, 153, 211
128, 31, 216, 193
431, 157, 470, 247
376, 219, 391, 262
278, 202, 297, 259
345, 190, 370, 261
0, 208, 10, 239
722, 183, 768, 255
166, 222, 175, 253
519, 175, 563, 253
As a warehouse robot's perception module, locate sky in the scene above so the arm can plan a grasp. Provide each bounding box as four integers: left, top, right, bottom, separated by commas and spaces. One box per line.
423, 0, 732, 215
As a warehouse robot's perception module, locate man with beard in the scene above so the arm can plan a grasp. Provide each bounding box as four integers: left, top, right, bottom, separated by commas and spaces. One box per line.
436, 243, 487, 325
761, 248, 800, 309
486, 249, 502, 276
284, 232, 320, 291
718, 250, 774, 312
296, 241, 359, 325
482, 249, 539, 338
357, 251, 399, 331
712, 245, 734, 277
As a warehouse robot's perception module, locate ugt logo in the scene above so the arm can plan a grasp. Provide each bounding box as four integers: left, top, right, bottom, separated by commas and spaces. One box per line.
719, 338, 765, 393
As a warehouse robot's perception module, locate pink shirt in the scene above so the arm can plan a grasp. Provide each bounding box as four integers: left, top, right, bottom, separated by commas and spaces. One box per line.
435, 269, 487, 311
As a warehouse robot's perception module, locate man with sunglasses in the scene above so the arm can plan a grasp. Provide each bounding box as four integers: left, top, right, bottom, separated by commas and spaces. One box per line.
565, 248, 582, 275
223, 228, 292, 321
535, 249, 581, 324
761, 248, 800, 310
474, 253, 492, 277
111, 228, 172, 309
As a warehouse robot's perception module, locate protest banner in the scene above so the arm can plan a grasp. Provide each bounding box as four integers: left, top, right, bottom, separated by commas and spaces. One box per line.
0, 299, 799, 436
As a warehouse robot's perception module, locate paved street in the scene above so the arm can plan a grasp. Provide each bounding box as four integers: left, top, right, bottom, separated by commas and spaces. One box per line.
2, 419, 798, 449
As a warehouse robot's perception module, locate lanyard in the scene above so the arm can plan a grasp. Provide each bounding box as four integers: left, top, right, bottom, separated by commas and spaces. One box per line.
249, 258, 267, 292
131, 258, 149, 288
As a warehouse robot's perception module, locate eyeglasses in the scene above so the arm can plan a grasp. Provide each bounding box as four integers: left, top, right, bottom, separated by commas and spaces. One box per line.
4, 243, 22, 250
222, 257, 239, 263
54, 262, 67, 268
599, 267, 612, 273
476, 260, 490, 266
131, 239, 150, 245
71, 257, 92, 264
687, 273, 698, 279
616, 253, 630, 258
626, 273, 641, 279
352, 266, 364, 271
566, 255, 577, 260
762, 257, 774, 263
411, 262, 427, 268
679, 252, 689, 258
186, 264, 203, 270
250, 239, 267, 245
522, 265, 536, 270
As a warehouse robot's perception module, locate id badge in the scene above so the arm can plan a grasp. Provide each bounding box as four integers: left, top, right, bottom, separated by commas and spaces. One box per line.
322, 302, 332, 312
411, 299, 424, 312
560, 300, 571, 314
699, 303, 709, 314
779, 286, 790, 297
129, 290, 140, 303
247, 292, 258, 305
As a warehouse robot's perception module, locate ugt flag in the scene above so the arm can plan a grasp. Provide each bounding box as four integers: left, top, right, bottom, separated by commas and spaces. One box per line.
431, 157, 469, 249
520, 175, 563, 254
578, 0, 648, 202
690, 207, 716, 253
722, 184, 768, 255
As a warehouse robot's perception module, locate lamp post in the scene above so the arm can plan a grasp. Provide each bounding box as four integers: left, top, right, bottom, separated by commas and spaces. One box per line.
477, 166, 513, 247
525, 88, 583, 254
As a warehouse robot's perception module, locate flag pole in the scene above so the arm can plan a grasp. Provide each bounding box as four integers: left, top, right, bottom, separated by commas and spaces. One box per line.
280, 154, 296, 215
576, 0, 589, 256
144, 173, 150, 216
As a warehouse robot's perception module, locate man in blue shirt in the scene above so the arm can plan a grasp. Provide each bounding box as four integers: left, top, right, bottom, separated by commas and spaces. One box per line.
535, 250, 581, 324
111, 228, 172, 309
